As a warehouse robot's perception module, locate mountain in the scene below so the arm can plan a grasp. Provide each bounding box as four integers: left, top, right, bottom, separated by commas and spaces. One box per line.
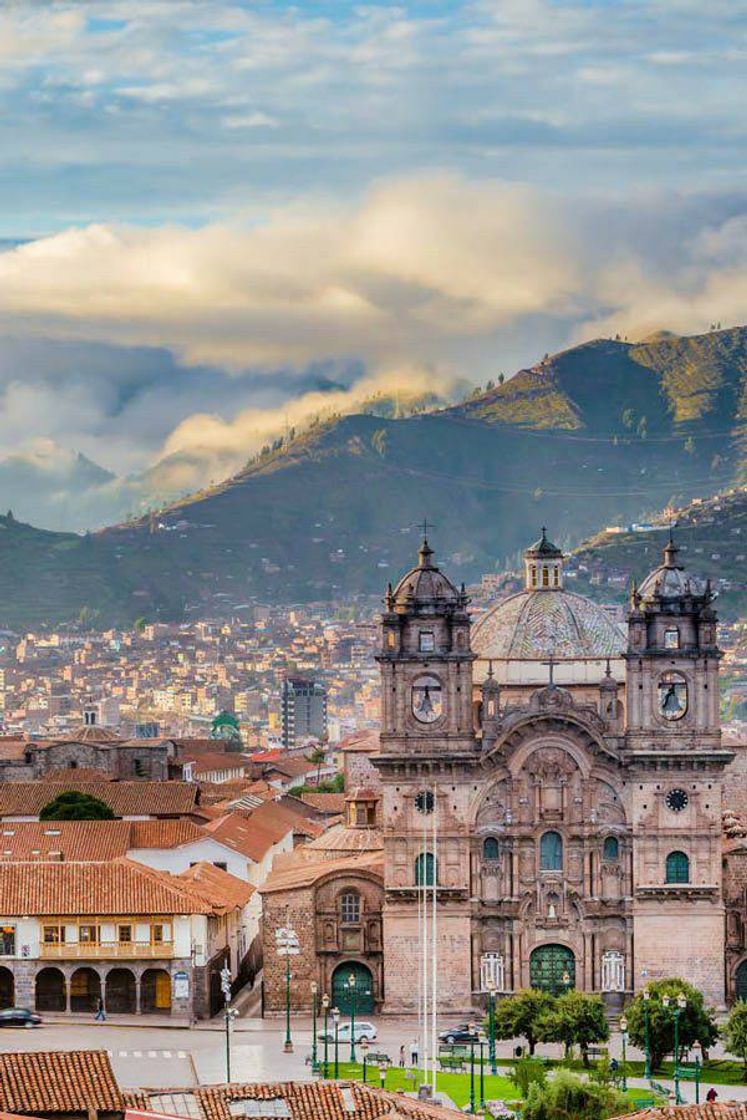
569, 487, 747, 620
0, 326, 745, 630
0, 445, 116, 532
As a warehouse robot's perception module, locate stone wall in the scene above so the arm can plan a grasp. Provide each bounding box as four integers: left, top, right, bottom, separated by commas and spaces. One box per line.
633, 902, 725, 1005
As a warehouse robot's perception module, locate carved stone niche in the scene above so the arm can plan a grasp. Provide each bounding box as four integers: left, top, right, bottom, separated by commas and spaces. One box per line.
525, 746, 578, 822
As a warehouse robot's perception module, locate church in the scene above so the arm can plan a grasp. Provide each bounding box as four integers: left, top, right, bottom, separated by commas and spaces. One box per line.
262, 529, 739, 1016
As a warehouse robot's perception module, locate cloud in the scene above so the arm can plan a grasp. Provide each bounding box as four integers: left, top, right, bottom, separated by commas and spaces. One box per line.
0, 174, 577, 371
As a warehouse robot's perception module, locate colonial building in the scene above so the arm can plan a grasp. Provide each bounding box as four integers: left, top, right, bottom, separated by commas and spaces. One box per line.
376, 530, 730, 1011
0, 857, 253, 1018
260, 528, 739, 1015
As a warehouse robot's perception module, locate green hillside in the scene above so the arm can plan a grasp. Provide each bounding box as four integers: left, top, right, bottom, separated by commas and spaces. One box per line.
569, 487, 747, 619
0, 326, 745, 630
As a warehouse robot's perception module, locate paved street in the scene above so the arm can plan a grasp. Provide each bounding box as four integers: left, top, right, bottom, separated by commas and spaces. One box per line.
0, 1017, 746, 1103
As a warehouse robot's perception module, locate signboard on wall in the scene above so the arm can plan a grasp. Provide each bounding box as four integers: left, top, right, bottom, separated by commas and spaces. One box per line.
173, 971, 190, 999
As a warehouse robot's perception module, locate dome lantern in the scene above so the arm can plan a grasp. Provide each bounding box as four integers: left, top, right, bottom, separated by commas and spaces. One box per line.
523, 527, 564, 591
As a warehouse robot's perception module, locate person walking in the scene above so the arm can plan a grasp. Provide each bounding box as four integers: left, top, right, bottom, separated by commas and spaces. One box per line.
706, 1088, 718, 1103
409, 1039, 418, 1067
94, 996, 106, 1022
399, 1044, 406, 1068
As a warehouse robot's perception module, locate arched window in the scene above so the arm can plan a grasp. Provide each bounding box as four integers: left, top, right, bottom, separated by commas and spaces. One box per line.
483, 837, 500, 861
340, 891, 361, 924
415, 852, 437, 886
542, 567, 549, 587
603, 836, 619, 861
666, 851, 690, 884
540, 831, 563, 871
531, 566, 538, 587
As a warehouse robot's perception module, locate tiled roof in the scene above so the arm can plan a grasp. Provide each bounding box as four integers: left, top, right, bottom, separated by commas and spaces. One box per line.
0, 1050, 123, 1115
0, 819, 203, 862
260, 850, 383, 893
472, 587, 625, 661
0, 780, 197, 818
0, 858, 215, 916
338, 730, 380, 754
140, 1082, 461, 1120
307, 824, 383, 854
45, 767, 117, 782
298, 792, 346, 814
178, 862, 254, 911
618, 1106, 747, 1120
205, 801, 324, 861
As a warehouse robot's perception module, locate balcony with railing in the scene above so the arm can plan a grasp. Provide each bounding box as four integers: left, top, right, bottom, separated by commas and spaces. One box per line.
40, 939, 174, 959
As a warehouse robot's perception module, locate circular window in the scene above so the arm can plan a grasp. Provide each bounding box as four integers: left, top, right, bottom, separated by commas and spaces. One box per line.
415, 790, 435, 814
666, 788, 689, 813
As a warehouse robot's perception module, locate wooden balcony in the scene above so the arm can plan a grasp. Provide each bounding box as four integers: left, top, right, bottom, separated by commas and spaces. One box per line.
40, 941, 174, 960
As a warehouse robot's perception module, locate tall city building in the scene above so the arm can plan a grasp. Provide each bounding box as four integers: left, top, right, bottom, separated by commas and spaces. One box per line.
280, 676, 328, 749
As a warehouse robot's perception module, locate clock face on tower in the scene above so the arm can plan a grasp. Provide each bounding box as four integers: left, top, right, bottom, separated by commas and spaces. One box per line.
666, 788, 689, 813
411, 674, 443, 724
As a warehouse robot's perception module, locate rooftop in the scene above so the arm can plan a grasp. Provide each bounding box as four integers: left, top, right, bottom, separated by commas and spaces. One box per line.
0, 1050, 123, 1116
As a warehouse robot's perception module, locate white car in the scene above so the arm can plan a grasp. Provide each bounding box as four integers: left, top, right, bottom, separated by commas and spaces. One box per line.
320, 1020, 377, 1043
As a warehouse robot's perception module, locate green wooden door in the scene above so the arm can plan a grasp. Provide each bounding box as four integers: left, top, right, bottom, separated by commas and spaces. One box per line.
736, 961, 747, 1002
332, 962, 374, 1015
529, 944, 576, 994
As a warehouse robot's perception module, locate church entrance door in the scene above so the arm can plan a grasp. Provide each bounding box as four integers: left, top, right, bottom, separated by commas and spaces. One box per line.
332, 962, 374, 1015
735, 961, 747, 1002
529, 944, 575, 994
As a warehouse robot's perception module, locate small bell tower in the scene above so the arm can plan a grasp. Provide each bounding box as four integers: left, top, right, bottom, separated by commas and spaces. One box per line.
377, 533, 475, 754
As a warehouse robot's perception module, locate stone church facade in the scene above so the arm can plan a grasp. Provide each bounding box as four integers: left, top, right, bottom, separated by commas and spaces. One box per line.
376, 531, 730, 1012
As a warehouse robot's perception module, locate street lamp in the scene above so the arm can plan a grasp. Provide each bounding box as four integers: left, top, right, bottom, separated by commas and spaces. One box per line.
379, 1065, 387, 1092
468, 1022, 477, 1115
674, 993, 687, 1104
619, 1015, 628, 1092
275, 926, 300, 1054
322, 993, 330, 1078
478, 1032, 487, 1111
486, 979, 497, 1076
220, 965, 237, 1083
361, 1037, 369, 1083
311, 981, 319, 1073
348, 972, 358, 1063
643, 989, 652, 1082
332, 1006, 341, 1078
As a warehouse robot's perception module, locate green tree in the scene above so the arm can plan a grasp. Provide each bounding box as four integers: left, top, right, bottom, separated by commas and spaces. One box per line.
523, 1070, 626, 1120
723, 1000, 747, 1080
493, 989, 556, 1056
509, 1055, 547, 1097
624, 978, 719, 1072
40, 790, 115, 821
538, 990, 609, 1066
305, 744, 327, 785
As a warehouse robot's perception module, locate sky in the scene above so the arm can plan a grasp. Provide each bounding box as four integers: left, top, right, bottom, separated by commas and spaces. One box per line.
0, 0, 745, 528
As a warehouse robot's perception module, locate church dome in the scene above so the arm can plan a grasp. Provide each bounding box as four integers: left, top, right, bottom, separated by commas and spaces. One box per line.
637, 533, 708, 602
388, 537, 465, 613
473, 588, 625, 661
473, 529, 625, 662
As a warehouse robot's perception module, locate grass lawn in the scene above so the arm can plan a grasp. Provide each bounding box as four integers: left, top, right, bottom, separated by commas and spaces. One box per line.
325, 1064, 666, 1111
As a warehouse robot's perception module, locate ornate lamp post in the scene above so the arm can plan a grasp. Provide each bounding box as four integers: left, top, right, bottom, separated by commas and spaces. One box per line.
486, 979, 497, 1076
478, 1032, 487, 1111
348, 972, 358, 1063
379, 1066, 387, 1092
311, 981, 319, 1073
619, 1014, 628, 1092
361, 1037, 369, 1083
468, 1022, 477, 1115
673, 993, 686, 1104
643, 988, 652, 1082
275, 926, 299, 1054
322, 993, 330, 1078
332, 1006, 340, 1078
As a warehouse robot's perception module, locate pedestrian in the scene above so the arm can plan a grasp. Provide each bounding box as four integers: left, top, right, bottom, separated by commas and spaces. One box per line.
706, 1088, 718, 1103
409, 1039, 418, 1067
399, 1044, 406, 1068
94, 996, 106, 1022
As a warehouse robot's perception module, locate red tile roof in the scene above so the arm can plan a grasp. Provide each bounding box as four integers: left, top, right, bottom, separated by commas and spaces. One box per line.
0, 1050, 123, 1115
178, 862, 254, 911
619, 1106, 747, 1120
0, 819, 204, 862
0, 858, 217, 916
0, 781, 197, 819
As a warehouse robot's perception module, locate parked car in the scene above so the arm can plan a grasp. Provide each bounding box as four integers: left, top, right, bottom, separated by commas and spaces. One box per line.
439, 1025, 476, 1045
0, 1008, 42, 1028
319, 1020, 377, 1043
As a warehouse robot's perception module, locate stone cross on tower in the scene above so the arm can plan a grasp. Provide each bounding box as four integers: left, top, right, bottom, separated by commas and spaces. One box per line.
542, 652, 557, 686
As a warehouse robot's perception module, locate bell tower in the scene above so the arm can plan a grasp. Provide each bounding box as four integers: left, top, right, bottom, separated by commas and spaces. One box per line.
625, 532, 732, 1004
378, 534, 475, 754
376, 534, 477, 1014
